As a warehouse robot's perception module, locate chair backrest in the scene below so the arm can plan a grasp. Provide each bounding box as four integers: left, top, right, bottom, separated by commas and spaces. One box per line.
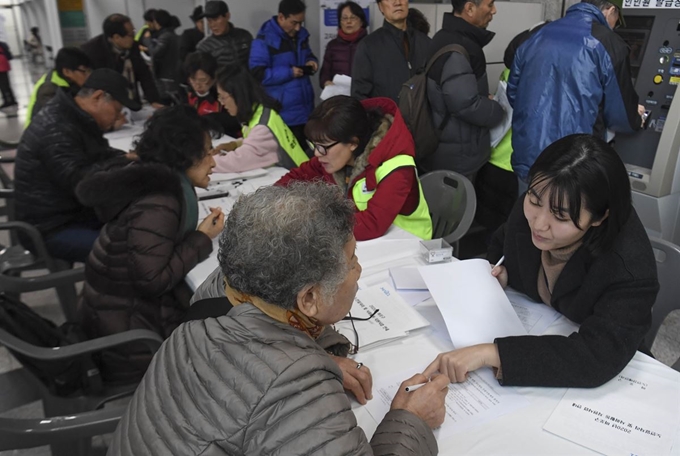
419, 170, 477, 244
646, 237, 680, 348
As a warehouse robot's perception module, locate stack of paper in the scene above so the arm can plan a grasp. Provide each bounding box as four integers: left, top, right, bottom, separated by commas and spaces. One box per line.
320, 74, 352, 100
333, 283, 430, 350
419, 259, 527, 348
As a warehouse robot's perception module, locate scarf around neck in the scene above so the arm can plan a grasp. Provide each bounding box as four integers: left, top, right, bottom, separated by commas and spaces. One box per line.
224, 278, 325, 339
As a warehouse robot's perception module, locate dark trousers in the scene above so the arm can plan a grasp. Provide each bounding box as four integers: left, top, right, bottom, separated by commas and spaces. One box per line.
43, 221, 102, 263
0, 72, 16, 105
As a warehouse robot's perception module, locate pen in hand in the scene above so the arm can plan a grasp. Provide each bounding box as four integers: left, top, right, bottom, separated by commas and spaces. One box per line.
405, 382, 428, 392
492, 255, 505, 271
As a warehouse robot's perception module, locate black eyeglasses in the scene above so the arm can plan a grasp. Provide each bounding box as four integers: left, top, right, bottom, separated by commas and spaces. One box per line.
338, 309, 380, 355
307, 140, 340, 156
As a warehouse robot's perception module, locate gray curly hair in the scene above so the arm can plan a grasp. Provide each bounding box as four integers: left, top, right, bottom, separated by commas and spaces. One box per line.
218, 181, 356, 310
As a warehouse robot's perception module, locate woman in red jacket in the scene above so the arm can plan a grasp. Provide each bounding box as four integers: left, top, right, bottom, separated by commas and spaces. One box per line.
276, 96, 432, 241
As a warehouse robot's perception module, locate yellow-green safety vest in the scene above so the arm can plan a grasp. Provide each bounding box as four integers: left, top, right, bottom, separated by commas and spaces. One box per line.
245, 104, 309, 169
25, 70, 69, 127
352, 155, 433, 240
489, 68, 513, 172
135, 24, 149, 42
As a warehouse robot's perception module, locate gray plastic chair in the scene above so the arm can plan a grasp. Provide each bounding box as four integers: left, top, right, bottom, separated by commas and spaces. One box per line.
419, 170, 477, 257
0, 327, 163, 455
646, 237, 680, 371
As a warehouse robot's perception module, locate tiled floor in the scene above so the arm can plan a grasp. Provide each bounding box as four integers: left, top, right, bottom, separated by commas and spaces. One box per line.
0, 57, 679, 456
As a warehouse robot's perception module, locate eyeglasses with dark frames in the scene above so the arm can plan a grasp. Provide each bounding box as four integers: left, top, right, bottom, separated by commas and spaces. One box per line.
337, 308, 380, 355
307, 140, 340, 156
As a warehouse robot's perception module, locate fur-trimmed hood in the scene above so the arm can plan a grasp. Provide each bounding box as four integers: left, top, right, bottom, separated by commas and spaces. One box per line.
76, 156, 184, 223
331, 97, 415, 192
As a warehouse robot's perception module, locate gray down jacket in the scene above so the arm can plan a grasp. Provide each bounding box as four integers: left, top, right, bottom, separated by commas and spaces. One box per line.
108, 303, 438, 456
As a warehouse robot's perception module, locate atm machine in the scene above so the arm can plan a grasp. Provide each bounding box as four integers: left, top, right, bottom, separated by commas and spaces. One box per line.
613, 5, 680, 244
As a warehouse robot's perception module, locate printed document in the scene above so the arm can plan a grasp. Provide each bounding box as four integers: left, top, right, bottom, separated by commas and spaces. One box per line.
389, 266, 428, 290
505, 288, 561, 335
334, 283, 430, 350
419, 259, 526, 348
544, 363, 680, 455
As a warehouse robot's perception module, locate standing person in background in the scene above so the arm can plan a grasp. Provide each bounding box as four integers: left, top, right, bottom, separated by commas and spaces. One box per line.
184, 51, 241, 137
351, 0, 430, 102
508, 0, 643, 193
213, 64, 309, 172
26, 27, 43, 62
250, 0, 317, 148
145, 9, 180, 103
82, 14, 162, 108
26, 47, 92, 126
135, 9, 156, 43
76, 105, 224, 383
319, 1, 368, 88
196, 1, 252, 68
179, 6, 205, 64
0, 39, 16, 115
422, 0, 503, 179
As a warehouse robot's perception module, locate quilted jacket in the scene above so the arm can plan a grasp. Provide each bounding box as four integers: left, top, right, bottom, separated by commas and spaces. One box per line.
507, 3, 641, 179
108, 303, 438, 455
249, 17, 317, 127
76, 158, 212, 381
14, 89, 123, 236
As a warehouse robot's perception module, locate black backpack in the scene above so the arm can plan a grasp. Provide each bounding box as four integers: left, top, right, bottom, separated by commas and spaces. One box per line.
398, 44, 470, 167
0, 294, 102, 397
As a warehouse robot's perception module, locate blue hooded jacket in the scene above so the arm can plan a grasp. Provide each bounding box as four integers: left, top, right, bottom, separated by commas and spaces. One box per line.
507, 3, 640, 180
249, 17, 317, 127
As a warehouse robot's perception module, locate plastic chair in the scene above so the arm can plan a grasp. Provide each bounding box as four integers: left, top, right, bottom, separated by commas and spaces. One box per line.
646, 237, 680, 371
419, 170, 477, 257
0, 327, 163, 455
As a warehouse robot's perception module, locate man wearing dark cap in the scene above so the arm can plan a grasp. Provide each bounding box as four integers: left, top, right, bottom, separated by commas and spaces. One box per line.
179, 6, 206, 64
196, 1, 252, 68
14, 68, 141, 263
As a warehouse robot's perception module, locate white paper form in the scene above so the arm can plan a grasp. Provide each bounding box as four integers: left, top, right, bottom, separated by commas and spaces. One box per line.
366, 365, 529, 439
320, 74, 352, 100
506, 288, 562, 336
389, 266, 428, 290
333, 283, 429, 350
209, 168, 268, 183
544, 363, 680, 456
419, 259, 527, 348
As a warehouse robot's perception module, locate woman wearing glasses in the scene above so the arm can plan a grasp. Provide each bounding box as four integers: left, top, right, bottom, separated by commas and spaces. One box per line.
319, 1, 368, 88
277, 95, 432, 241
212, 64, 310, 172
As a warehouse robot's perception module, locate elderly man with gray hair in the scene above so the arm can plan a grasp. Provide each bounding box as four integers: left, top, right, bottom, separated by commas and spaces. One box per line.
109, 181, 448, 456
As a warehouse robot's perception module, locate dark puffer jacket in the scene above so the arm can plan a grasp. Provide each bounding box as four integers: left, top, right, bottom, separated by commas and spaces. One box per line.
147, 27, 180, 81
319, 28, 367, 88
14, 89, 123, 236
76, 159, 213, 380
423, 14, 503, 175
196, 24, 253, 68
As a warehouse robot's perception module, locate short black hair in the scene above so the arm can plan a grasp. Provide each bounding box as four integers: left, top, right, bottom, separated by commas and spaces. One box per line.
154, 9, 172, 28
216, 64, 281, 124
527, 134, 632, 257
450, 0, 483, 14
135, 105, 220, 172
279, 0, 306, 17
183, 52, 217, 79
304, 95, 383, 159
103, 14, 132, 39
143, 9, 157, 22
55, 47, 91, 79
337, 1, 368, 29
407, 8, 430, 35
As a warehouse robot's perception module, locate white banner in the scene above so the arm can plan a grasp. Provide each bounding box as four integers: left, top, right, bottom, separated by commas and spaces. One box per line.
623, 0, 680, 8
319, 0, 372, 63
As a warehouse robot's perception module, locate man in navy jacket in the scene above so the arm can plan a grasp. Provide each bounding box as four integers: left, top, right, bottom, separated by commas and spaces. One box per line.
250, 0, 317, 147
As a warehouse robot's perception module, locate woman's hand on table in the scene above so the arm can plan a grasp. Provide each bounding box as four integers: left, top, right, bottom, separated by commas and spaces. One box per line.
329, 355, 373, 405
423, 344, 501, 383
197, 207, 224, 239
491, 264, 508, 289
391, 373, 449, 429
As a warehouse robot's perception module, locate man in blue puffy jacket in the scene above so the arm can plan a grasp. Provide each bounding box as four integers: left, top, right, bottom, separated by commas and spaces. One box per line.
507, 0, 643, 191
250, 0, 317, 147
